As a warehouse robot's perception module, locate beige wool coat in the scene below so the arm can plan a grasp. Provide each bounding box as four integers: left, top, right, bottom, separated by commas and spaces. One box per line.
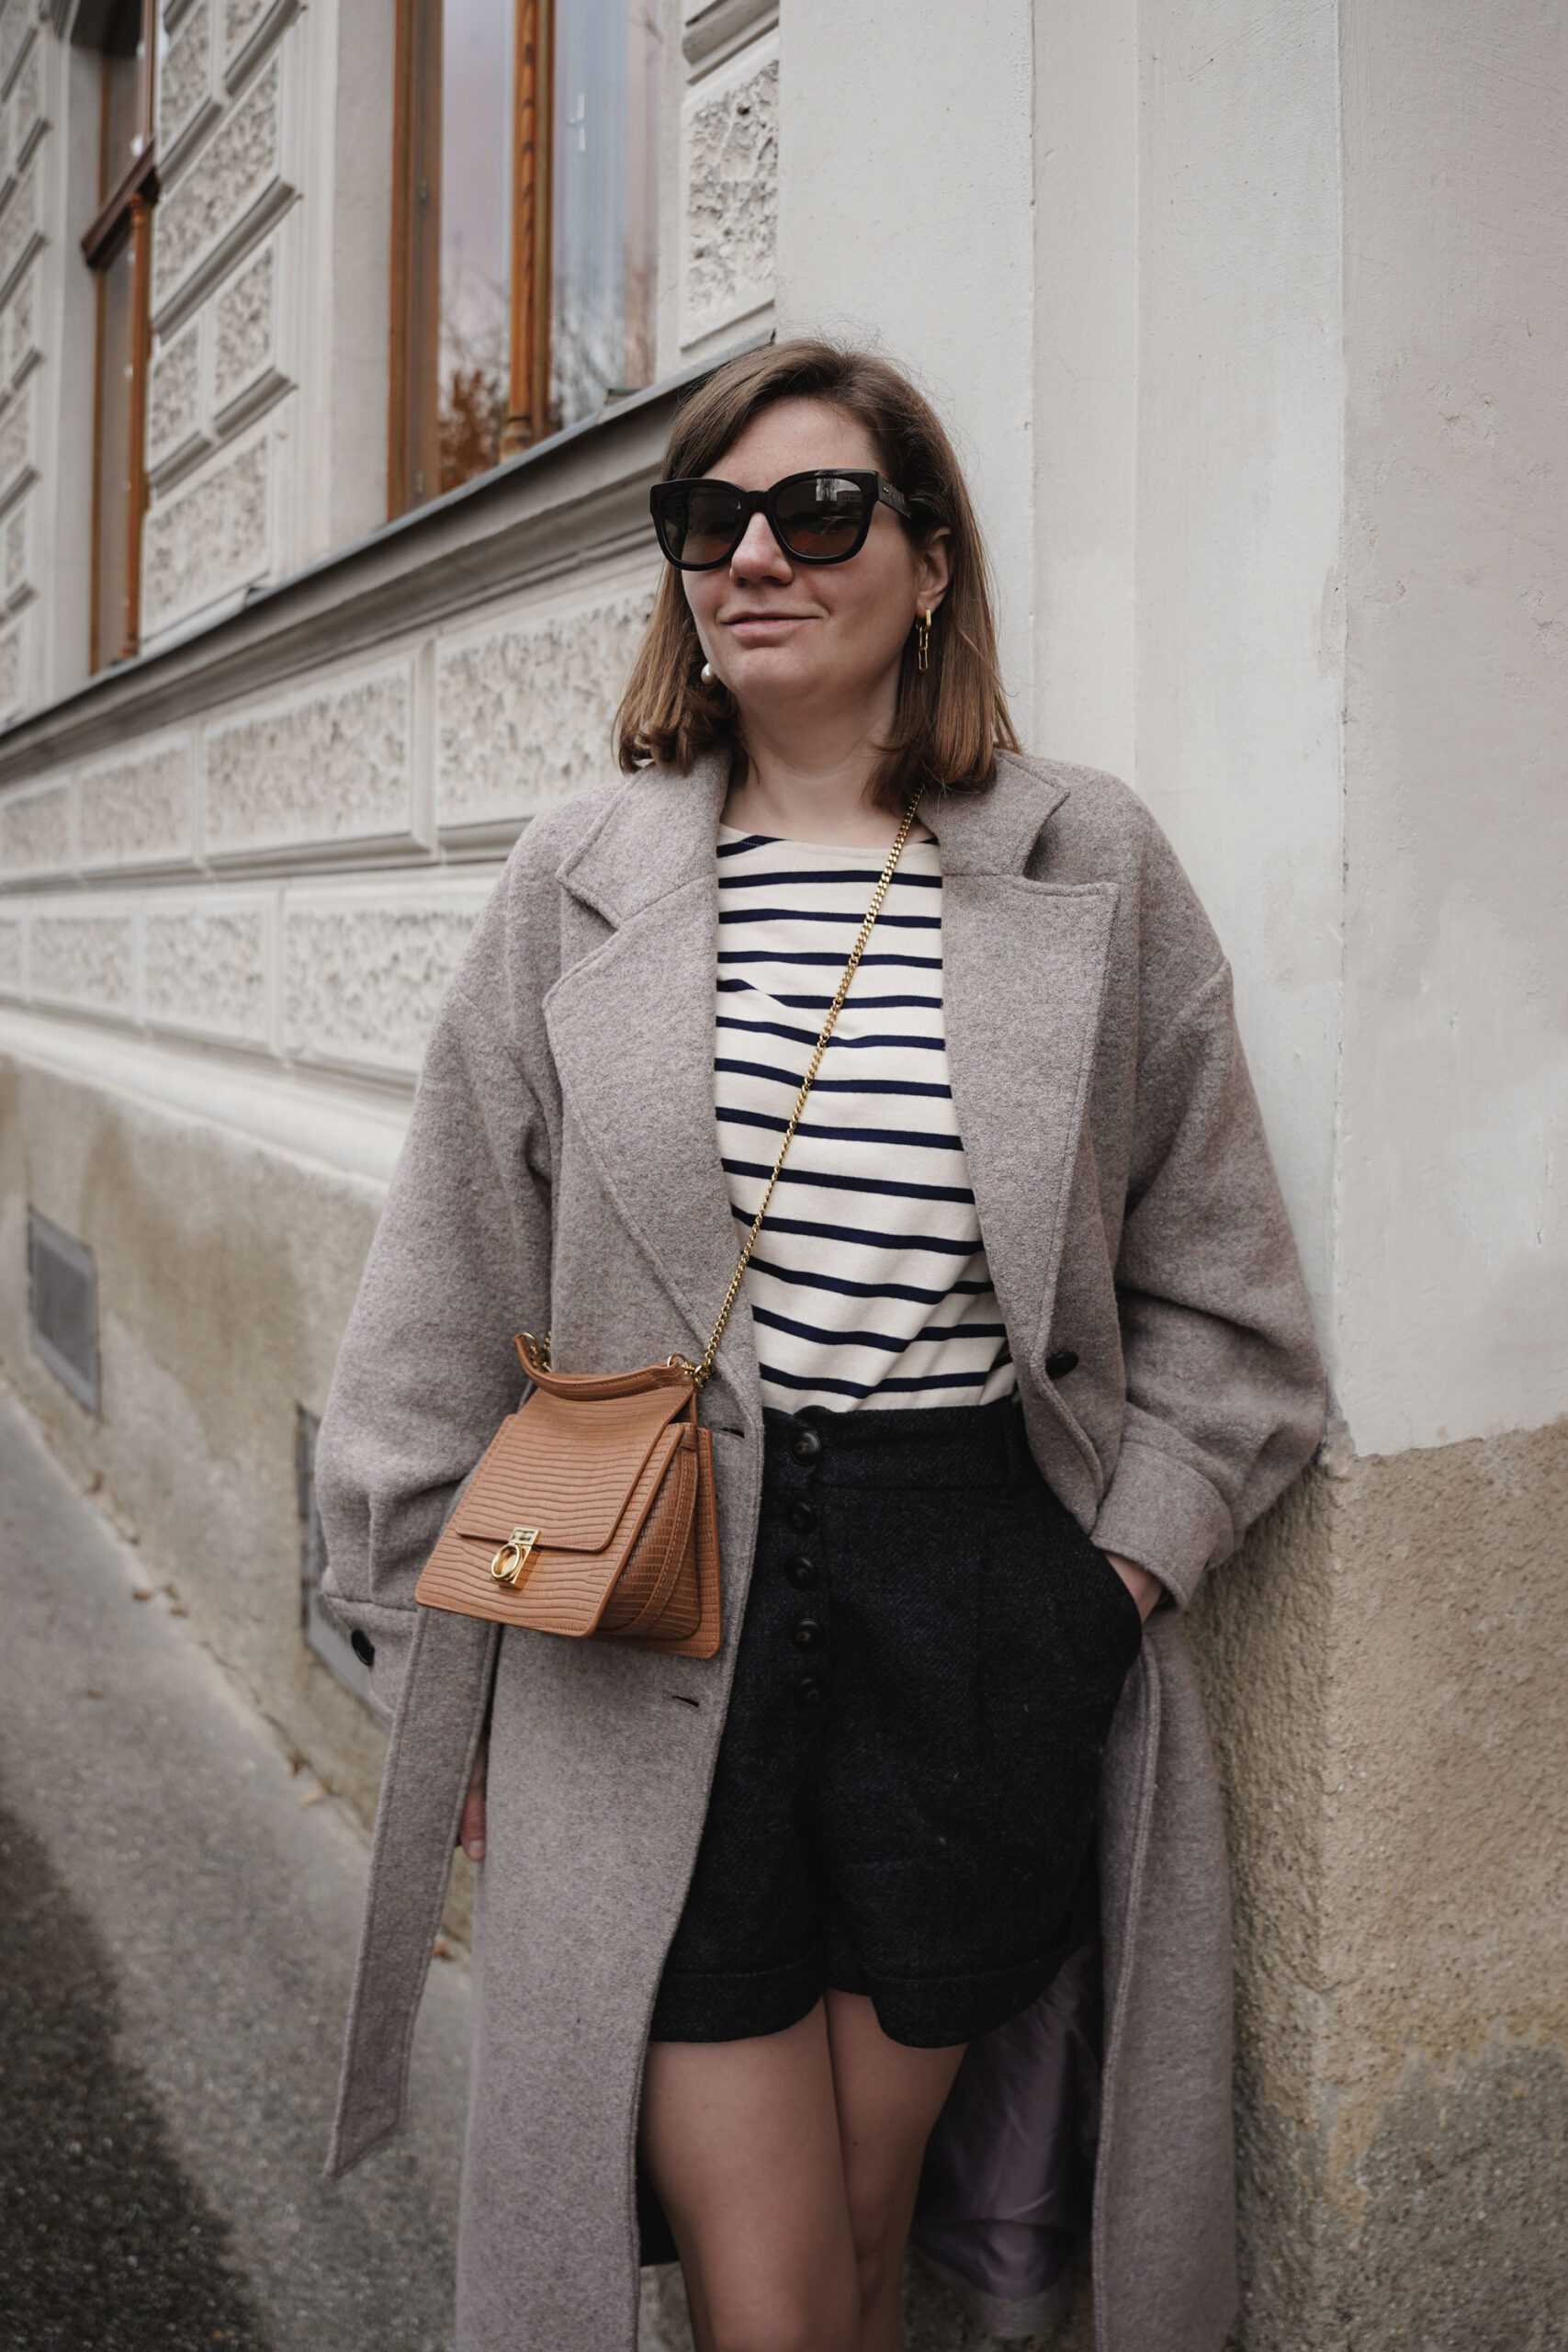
317, 751, 1325, 2352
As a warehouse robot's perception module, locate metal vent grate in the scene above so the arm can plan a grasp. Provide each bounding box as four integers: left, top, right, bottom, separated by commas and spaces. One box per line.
28, 1209, 100, 1414
296, 1404, 384, 1720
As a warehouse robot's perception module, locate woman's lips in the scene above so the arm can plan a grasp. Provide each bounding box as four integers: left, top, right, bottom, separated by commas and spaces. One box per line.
723, 612, 811, 640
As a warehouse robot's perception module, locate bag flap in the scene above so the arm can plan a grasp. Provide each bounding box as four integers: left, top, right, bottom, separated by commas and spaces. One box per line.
454, 1382, 690, 1556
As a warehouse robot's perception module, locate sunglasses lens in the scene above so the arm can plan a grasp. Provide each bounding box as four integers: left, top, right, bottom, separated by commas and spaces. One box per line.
661, 482, 744, 566
774, 474, 869, 560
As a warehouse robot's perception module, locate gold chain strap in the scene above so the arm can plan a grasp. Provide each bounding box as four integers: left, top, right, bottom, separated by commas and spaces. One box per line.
674, 795, 923, 1390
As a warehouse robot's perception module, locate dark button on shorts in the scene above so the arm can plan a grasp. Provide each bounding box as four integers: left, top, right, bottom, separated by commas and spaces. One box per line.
648, 1396, 1143, 2051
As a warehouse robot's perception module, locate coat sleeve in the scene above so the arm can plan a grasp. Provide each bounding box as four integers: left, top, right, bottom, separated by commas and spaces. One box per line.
314, 895, 553, 1716
1089, 958, 1326, 1606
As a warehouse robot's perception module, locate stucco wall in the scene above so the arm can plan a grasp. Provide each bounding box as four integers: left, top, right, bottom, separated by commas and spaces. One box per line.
1336, 0, 1568, 1456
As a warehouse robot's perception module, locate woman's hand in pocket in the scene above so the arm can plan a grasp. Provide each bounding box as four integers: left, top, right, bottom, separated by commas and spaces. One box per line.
1103, 1551, 1164, 1623
458, 1740, 488, 1861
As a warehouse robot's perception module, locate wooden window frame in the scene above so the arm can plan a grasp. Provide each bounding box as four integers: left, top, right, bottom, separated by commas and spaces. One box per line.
388, 0, 555, 517
81, 0, 158, 673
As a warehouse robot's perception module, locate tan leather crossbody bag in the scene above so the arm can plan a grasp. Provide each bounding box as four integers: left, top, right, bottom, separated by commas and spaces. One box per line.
413, 799, 919, 1657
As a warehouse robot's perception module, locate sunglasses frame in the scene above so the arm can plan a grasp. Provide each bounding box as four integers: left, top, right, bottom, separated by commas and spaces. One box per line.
649, 469, 914, 571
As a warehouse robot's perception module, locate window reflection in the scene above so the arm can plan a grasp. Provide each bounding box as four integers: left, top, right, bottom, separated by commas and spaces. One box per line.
391, 0, 660, 515
551, 0, 659, 433
437, 0, 513, 492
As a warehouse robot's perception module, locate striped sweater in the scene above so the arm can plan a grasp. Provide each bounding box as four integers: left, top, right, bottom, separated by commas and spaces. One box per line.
714, 824, 1016, 1413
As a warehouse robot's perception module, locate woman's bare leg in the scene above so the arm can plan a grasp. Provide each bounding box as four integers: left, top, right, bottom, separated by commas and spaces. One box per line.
825, 1992, 967, 2352
640, 2004, 860, 2352
639, 1996, 966, 2352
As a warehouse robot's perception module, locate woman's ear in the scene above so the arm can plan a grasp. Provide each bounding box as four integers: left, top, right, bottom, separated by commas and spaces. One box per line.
917, 526, 953, 611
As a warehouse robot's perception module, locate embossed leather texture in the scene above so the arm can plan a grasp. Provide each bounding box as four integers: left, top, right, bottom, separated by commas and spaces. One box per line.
413, 1351, 722, 1657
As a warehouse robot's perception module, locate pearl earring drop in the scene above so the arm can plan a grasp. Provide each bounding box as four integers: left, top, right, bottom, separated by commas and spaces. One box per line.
700, 662, 715, 684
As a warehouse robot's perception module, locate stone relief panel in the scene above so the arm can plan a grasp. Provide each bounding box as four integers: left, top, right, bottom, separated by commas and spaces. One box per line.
160, 0, 213, 152
0, 620, 20, 715
7, 259, 37, 381
224, 0, 272, 61
0, 779, 68, 876
144, 899, 268, 1044
79, 740, 196, 870
149, 323, 202, 466
142, 435, 269, 635
283, 890, 488, 1076
0, 6, 30, 93
5, 494, 28, 605
213, 244, 274, 413
682, 52, 777, 342
154, 61, 280, 309
0, 374, 31, 498
206, 662, 412, 857
29, 910, 135, 1017
0, 904, 21, 995
0, 152, 39, 300
436, 585, 656, 832
10, 31, 41, 157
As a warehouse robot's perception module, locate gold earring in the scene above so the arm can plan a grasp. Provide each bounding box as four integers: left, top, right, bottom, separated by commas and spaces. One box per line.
700, 661, 715, 684
916, 610, 932, 674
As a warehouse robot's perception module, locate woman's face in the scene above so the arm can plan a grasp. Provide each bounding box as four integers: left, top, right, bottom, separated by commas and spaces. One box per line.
681, 397, 951, 727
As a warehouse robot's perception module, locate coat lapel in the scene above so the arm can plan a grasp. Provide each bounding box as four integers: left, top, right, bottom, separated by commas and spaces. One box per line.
922, 757, 1118, 1381
543, 756, 761, 1415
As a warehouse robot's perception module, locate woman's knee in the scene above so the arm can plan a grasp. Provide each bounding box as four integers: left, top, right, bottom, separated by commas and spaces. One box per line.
700, 2289, 858, 2352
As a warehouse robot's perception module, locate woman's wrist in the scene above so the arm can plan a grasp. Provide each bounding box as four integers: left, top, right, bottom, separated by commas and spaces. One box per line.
1103, 1550, 1165, 1622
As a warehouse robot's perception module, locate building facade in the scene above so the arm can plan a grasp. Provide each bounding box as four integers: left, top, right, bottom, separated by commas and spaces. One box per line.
0, 1, 1562, 2344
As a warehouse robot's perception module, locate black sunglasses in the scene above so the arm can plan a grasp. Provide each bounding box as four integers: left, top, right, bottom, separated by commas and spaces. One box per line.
649, 469, 913, 571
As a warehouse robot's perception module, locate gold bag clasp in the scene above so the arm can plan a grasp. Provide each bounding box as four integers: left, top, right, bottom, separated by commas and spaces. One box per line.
490, 1526, 541, 1586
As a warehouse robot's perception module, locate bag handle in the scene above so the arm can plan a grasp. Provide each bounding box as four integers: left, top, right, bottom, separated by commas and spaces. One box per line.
677, 793, 923, 1389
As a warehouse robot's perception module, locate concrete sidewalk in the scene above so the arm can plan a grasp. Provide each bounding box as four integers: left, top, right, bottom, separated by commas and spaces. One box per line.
0, 1379, 469, 2351
0, 1378, 1022, 2352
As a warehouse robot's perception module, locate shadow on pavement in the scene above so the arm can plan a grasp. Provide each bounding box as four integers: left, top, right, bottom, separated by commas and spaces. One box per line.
0, 1785, 270, 2352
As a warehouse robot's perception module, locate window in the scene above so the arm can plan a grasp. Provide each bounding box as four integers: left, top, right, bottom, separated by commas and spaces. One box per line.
389, 0, 660, 515
79, 0, 159, 672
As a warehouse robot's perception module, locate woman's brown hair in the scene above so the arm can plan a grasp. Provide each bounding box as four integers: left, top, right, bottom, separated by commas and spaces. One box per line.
615, 339, 1020, 812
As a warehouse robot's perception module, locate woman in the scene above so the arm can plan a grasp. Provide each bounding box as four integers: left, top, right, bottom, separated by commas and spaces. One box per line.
318, 341, 1325, 2352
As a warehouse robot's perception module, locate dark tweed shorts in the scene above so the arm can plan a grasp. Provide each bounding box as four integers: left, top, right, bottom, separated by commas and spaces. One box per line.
648, 1396, 1143, 2050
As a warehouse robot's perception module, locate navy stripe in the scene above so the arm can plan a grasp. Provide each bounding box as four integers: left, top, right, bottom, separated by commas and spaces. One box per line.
717, 980, 943, 1012
759, 1363, 995, 1399
728, 1204, 979, 1258
717, 1106, 964, 1153
752, 1303, 1009, 1353
718, 865, 942, 891
719, 949, 942, 970
745, 1255, 992, 1305
719, 907, 941, 932
716, 1058, 953, 1100
716, 1014, 946, 1053
722, 1157, 976, 1206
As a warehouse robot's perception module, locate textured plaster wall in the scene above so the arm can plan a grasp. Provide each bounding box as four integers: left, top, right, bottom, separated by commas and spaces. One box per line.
775, 0, 1037, 734
1189, 1418, 1568, 2346
1334, 0, 1568, 1455
0, 1054, 391, 1827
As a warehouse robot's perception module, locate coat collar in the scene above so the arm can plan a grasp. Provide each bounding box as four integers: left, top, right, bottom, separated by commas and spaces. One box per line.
555, 749, 1073, 921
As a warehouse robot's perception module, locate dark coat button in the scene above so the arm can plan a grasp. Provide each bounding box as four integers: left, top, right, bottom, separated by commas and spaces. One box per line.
785, 1499, 817, 1534
1045, 1349, 1079, 1381
795, 1675, 824, 1707
790, 1425, 823, 1464
784, 1556, 818, 1589
350, 1628, 376, 1668
792, 1620, 824, 1650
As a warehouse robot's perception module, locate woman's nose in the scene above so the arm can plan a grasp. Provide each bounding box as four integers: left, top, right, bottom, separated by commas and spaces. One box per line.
729, 511, 793, 582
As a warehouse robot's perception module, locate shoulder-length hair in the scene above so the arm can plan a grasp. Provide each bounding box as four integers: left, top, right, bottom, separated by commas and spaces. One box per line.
615, 339, 1019, 813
